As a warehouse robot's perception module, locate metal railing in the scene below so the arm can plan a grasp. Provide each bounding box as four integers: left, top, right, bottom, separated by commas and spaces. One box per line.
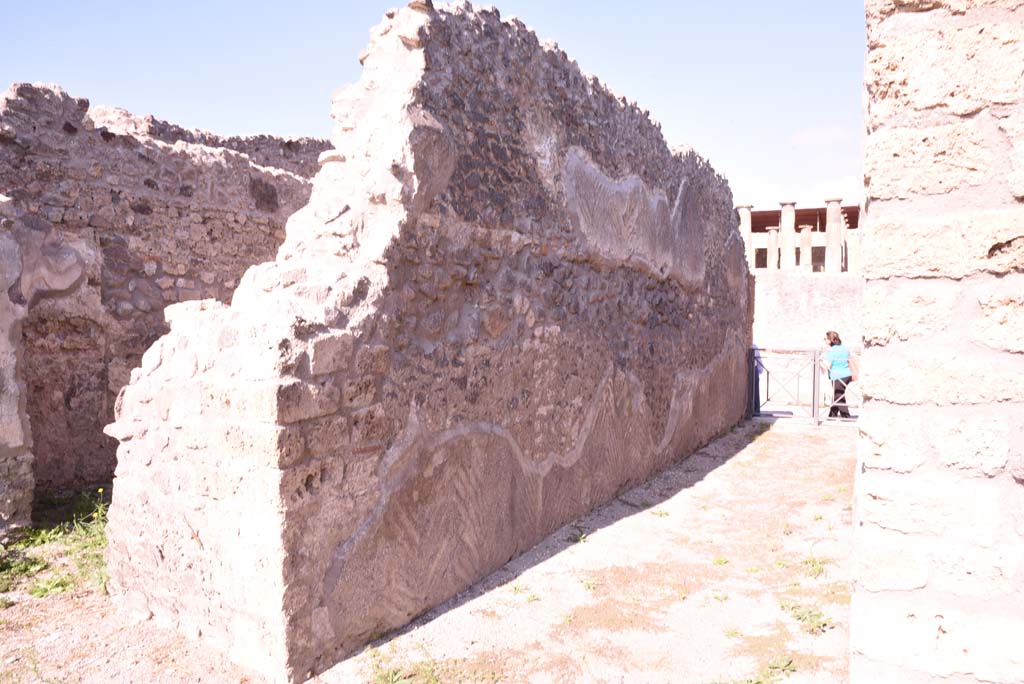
748, 347, 858, 425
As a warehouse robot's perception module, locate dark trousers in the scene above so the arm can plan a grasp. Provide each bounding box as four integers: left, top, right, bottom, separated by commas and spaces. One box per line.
830, 376, 852, 417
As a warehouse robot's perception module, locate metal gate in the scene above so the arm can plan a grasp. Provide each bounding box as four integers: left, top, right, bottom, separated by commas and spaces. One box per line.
748, 347, 858, 425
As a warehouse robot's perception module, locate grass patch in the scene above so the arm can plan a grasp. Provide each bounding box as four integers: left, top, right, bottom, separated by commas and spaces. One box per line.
0, 549, 49, 592
651, 509, 669, 518
2, 487, 109, 596
369, 649, 498, 684
29, 574, 74, 598
801, 556, 830, 580
780, 600, 835, 635
713, 655, 797, 684
713, 557, 730, 566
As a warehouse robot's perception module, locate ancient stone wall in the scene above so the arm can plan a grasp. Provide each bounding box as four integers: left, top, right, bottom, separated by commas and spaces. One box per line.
89, 106, 330, 178
0, 83, 320, 499
853, 2, 1024, 682
753, 272, 863, 350
104, 3, 751, 682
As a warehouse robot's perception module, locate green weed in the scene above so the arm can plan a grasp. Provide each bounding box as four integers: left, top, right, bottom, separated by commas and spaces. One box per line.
801, 557, 830, 579
0, 549, 48, 592
566, 528, 588, 544
780, 600, 834, 635
29, 574, 74, 598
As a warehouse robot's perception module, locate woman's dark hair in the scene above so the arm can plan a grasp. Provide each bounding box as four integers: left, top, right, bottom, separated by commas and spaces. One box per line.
825, 331, 842, 346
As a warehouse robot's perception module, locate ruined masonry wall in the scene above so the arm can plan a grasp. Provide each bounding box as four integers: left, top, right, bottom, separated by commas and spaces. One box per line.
853, 2, 1024, 683
0, 83, 319, 496
104, 3, 751, 682
89, 105, 330, 179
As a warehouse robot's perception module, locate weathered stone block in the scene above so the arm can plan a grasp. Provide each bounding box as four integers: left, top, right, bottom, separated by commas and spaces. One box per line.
998, 109, 1024, 200
308, 332, 353, 375
866, 0, 1024, 22
851, 590, 1024, 682
104, 4, 751, 682
862, 207, 1024, 279
864, 120, 994, 200
860, 343, 1023, 405
867, 17, 1024, 123
862, 274, 1024, 352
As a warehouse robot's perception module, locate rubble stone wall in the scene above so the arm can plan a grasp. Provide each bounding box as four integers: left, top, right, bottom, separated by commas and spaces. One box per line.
104, 4, 751, 682
0, 83, 320, 498
89, 106, 330, 179
853, 2, 1024, 682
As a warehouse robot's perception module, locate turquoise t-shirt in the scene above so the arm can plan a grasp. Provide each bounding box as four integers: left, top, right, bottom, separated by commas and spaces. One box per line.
825, 344, 851, 380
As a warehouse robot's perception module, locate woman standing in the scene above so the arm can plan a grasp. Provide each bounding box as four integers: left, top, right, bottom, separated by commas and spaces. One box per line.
822, 331, 852, 418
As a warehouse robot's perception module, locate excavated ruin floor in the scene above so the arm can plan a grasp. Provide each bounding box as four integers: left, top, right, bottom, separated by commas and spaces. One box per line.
0, 420, 857, 684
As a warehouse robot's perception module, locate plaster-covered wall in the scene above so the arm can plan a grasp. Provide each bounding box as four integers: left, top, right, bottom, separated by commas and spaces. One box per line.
753, 272, 863, 350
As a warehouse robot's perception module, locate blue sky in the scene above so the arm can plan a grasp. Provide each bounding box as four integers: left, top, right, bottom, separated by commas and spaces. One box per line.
2, 1, 865, 209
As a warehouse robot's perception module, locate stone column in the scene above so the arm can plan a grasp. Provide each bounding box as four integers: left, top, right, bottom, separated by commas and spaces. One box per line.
736, 205, 754, 269
779, 201, 797, 270
824, 198, 843, 273
846, 229, 861, 273
765, 226, 779, 270
798, 224, 814, 271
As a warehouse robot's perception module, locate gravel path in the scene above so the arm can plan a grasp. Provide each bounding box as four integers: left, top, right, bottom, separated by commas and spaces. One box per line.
1, 419, 857, 684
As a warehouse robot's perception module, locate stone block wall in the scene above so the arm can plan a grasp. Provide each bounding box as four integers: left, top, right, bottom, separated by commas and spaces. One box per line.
853, 1, 1024, 682
0, 83, 325, 502
104, 3, 751, 682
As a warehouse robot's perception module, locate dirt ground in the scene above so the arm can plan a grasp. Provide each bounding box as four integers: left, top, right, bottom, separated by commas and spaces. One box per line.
1, 419, 857, 684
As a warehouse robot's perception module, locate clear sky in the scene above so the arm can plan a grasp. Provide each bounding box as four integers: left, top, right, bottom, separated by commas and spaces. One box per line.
2, 1, 865, 210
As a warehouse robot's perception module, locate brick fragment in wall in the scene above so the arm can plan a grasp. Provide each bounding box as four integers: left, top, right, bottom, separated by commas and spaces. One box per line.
102, 4, 753, 682
0, 82, 321, 494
